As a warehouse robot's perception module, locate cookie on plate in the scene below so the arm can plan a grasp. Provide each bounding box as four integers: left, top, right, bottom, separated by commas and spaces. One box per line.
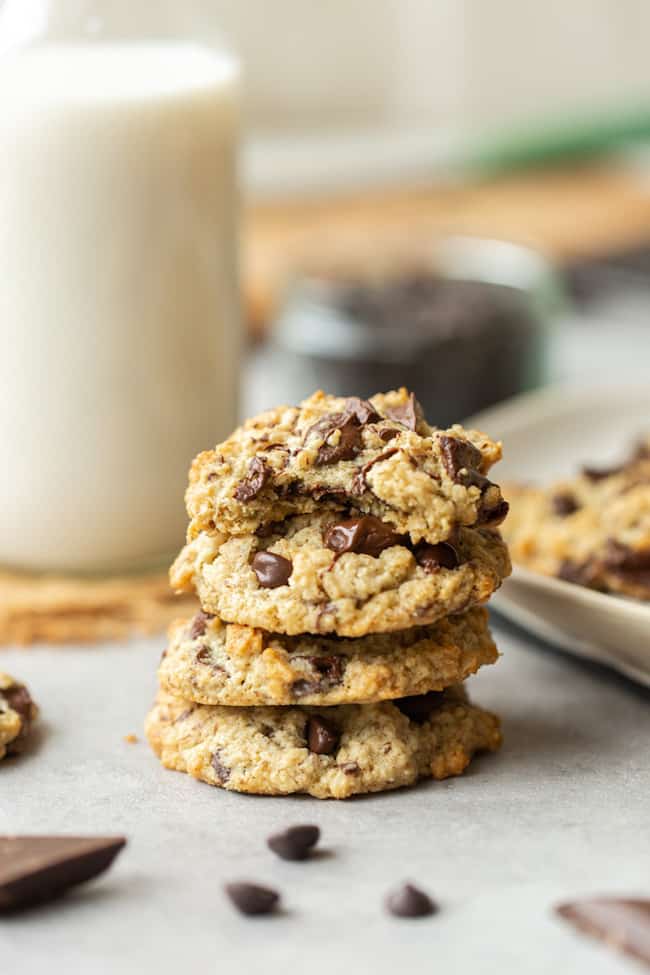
171, 512, 510, 637
159, 606, 498, 707
0, 673, 38, 760
184, 389, 508, 546
145, 684, 501, 799
504, 438, 650, 599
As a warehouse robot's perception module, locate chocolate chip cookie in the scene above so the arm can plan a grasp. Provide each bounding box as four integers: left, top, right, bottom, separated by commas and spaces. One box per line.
158, 606, 498, 707
0, 673, 38, 760
171, 512, 510, 637
145, 684, 501, 799
183, 389, 508, 546
504, 438, 650, 599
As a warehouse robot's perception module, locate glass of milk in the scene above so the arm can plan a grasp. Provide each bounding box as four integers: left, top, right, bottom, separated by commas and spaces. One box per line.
0, 0, 240, 573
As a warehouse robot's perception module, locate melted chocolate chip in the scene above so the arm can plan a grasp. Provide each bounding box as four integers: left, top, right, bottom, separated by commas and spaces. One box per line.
395, 691, 445, 724
251, 551, 293, 588
306, 715, 340, 755
195, 645, 213, 665
551, 492, 580, 517
414, 541, 459, 572
210, 750, 230, 784
324, 516, 404, 558
225, 882, 279, 916
234, 456, 271, 502
385, 393, 422, 431
267, 825, 320, 861
479, 497, 509, 526
2, 685, 33, 723
291, 655, 345, 697
343, 396, 381, 425
386, 883, 438, 918
315, 413, 364, 466
438, 435, 483, 482
189, 610, 214, 640
378, 428, 399, 443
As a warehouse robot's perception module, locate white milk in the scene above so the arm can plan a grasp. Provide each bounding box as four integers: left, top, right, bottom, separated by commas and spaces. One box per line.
0, 44, 240, 573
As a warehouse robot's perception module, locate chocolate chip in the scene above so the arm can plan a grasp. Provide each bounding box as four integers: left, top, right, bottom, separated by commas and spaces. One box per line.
0, 836, 126, 913
267, 824, 320, 861
306, 715, 340, 755
189, 610, 214, 639
343, 396, 381, 425
414, 541, 459, 572
2, 685, 33, 723
314, 413, 364, 466
556, 898, 650, 967
582, 464, 622, 482
395, 691, 444, 724
602, 540, 650, 586
195, 645, 213, 665
251, 551, 293, 588
386, 883, 438, 918
378, 428, 399, 443
291, 655, 345, 697
234, 456, 271, 502
438, 435, 483, 482
385, 393, 422, 431
479, 497, 509, 526
210, 750, 230, 784
324, 516, 404, 558
224, 882, 279, 916
551, 492, 580, 517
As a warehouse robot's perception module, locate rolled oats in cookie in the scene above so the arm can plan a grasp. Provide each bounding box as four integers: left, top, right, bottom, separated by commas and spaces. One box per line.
0, 672, 38, 760
158, 606, 498, 707
504, 436, 650, 599
170, 512, 510, 637
145, 685, 501, 799
183, 388, 507, 546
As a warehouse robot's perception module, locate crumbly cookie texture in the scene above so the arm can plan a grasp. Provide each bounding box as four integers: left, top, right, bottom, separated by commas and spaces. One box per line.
170, 511, 510, 637
0, 673, 38, 760
145, 685, 501, 799
504, 438, 650, 599
184, 389, 507, 546
158, 606, 498, 707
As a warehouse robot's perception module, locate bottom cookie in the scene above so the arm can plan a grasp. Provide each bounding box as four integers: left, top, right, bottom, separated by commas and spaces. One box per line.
145, 685, 500, 799
0, 673, 38, 760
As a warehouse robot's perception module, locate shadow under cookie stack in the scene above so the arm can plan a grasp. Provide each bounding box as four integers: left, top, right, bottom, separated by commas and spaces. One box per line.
145, 389, 511, 799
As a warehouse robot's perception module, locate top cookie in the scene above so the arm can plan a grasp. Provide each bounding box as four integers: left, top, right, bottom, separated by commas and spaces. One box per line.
184, 389, 507, 546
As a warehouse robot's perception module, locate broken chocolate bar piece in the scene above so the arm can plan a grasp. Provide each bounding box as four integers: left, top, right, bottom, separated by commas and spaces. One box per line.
0, 835, 126, 912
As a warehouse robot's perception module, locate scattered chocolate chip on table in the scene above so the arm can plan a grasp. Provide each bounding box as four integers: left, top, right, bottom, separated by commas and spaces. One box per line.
267, 825, 320, 861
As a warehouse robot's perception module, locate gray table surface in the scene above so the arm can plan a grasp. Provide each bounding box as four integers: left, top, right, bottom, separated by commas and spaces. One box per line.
1, 615, 648, 975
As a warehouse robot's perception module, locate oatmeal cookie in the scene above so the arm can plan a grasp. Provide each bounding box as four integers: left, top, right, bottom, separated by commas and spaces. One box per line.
145, 684, 501, 799
158, 606, 498, 707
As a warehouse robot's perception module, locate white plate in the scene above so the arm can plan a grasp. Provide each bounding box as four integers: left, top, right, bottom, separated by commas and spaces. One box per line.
469, 384, 650, 686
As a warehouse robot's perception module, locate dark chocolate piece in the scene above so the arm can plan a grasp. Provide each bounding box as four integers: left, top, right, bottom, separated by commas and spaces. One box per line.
395, 691, 445, 724
384, 393, 422, 431
386, 883, 438, 918
315, 413, 364, 465
414, 541, 459, 572
306, 715, 340, 755
234, 457, 271, 502
267, 825, 320, 861
251, 552, 293, 588
210, 750, 230, 784
324, 516, 403, 558
602, 540, 650, 587
225, 882, 280, 916
2, 685, 34, 723
551, 492, 580, 517
343, 396, 381, 425
438, 435, 483, 482
0, 836, 126, 913
291, 655, 345, 697
556, 897, 650, 967
189, 610, 215, 640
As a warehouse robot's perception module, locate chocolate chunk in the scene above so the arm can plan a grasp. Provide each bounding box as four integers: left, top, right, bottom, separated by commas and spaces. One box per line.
343, 396, 381, 425
251, 551, 293, 588
195, 645, 213, 665
225, 882, 279, 916
582, 463, 622, 482
267, 824, 320, 861
352, 447, 400, 495
210, 750, 230, 784
292, 655, 345, 697
602, 540, 650, 586
396, 691, 444, 724
378, 428, 399, 443
386, 883, 438, 918
439, 435, 483, 482
2, 685, 34, 723
479, 497, 510, 526
234, 456, 271, 502
324, 515, 404, 558
556, 897, 650, 967
551, 492, 580, 517
414, 541, 459, 572
385, 393, 422, 431
0, 836, 126, 913
315, 413, 364, 466
306, 715, 340, 755
189, 610, 214, 640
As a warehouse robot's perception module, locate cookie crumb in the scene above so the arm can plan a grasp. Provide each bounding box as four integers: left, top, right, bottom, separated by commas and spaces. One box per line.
123, 733, 138, 744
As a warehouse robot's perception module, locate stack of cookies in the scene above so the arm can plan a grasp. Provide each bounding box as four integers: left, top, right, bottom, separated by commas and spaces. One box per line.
146, 389, 511, 799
